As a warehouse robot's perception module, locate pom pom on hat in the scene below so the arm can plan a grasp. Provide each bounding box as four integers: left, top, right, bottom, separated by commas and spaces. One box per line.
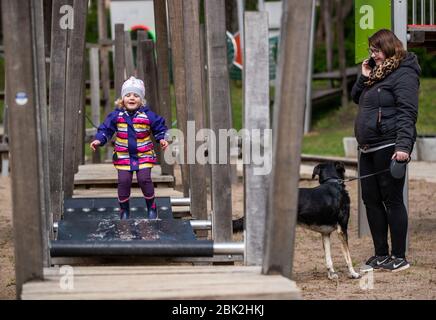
121, 76, 145, 100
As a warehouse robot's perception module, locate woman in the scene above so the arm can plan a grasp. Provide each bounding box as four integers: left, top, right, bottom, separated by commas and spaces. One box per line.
351, 29, 420, 272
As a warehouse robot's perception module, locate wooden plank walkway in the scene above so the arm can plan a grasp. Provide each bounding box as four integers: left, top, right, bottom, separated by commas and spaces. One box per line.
21, 266, 301, 300
74, 164, 175, 186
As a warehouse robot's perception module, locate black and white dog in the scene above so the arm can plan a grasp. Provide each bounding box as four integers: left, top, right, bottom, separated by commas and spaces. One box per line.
233, 161, 361, 280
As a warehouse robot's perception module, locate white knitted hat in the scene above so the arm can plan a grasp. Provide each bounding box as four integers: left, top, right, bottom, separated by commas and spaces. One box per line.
121, 76, 145, 100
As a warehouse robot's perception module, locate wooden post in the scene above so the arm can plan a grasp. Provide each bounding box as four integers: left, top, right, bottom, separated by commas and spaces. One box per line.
357, 149, 370, 237
243, 11, 270, 266
136, 30, 147, 84
90, 47, 101, 163
303, 0, 316, 134
204, 0, 233, 242
143, 40, 159, 113
183, 0, 208, 221
153, 0, 173, 176
322, 0, 334, 88
76, 71, 85, 168
63, 0, 88, 198
124, 31, 135, 78
1, 95, 9, 177
98, 0, 111, 116
48, 0, 71, 222
168, 0, 190, 197
200, 24, 211, 208
2, 0, 47, 297
336, 0, 348, 108
262, 0, 314, 279
114, 23, 126, 98
97, 0, 112, 161
31, 0, 52, 266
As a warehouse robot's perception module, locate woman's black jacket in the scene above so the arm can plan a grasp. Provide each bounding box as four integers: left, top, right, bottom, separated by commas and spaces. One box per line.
351, 52, 421, 154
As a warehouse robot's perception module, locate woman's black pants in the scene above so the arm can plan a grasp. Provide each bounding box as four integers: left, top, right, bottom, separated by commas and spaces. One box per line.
359, 145, 408, 258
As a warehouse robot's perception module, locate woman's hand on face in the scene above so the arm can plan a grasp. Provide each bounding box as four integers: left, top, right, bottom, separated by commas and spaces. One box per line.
160, 140, 169, 150
362, 59, 372, 77
90, 140, 101, 152
392, 151, 409, 162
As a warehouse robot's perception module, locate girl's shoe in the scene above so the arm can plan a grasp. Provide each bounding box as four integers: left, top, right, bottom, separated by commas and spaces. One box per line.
148, 207, 157, 219
120, 209, 130, 220
146, 199, 158, 219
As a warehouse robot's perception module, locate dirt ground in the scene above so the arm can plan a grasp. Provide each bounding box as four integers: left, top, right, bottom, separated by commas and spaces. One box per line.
1, 170, 435, 300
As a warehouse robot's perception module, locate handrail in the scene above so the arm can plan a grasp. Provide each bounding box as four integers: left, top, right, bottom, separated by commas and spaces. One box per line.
410, 0, 436, 26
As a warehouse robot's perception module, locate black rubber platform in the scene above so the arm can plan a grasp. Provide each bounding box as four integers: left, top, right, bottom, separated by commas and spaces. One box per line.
63, 197, 173, 220
57, 219, 195, 241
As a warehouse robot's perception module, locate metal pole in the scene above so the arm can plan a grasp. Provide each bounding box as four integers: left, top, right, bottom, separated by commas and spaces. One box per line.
413, 0, 417, 24
431, 0, 434, 24
421, 0, 426, 25
392, 0, 410, 254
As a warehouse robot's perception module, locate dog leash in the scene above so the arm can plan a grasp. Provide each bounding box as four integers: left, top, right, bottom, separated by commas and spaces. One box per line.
341, 168, 391, 183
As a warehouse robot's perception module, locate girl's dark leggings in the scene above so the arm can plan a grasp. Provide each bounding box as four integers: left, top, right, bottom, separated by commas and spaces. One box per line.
118, 168, 154, 203
359, 145, 408, 258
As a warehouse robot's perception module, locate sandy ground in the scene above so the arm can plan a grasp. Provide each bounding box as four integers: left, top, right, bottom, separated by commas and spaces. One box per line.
1, 168, 435, 300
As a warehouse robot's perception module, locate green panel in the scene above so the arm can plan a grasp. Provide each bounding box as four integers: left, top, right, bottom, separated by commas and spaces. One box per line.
355, 0, 392, 64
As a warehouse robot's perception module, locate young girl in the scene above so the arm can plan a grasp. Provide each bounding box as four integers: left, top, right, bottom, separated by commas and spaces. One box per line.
90, 76, 168, 220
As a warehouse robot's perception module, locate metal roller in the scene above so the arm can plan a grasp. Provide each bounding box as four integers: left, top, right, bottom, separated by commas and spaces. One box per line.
50, 240, 245, 257
170, 198, 190, 206
50, 240, 214, 257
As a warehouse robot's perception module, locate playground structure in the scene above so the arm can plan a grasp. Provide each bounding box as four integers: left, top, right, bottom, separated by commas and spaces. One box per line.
1, 0, 435, 300
1, 0, 313, 299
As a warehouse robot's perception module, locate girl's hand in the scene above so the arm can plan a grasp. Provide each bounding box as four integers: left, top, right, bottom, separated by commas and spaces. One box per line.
90, 140, 101, 152
392, 151, 409, 162
362, 59, 372, 77
160, 140, 169, 150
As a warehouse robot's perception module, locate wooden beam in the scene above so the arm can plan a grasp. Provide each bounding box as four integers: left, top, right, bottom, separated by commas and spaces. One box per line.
63, 0, 88, 198
143, 40, 159, 113
98, 6, 113, 162
262, 0, 314, 279
48, 0, 71, 222
97, 0, 111, 132
136, 30, 147, 84
153, 0, 173, 176
114, 23, 125, 98
31, 0, 52, 266
204, 0, 233, 242
335, 0, 348, 108
1, 0, 46, 297
243, 11, 270, 266
90, 47, 101, 163
183, 0, 208, 221
168, 0, 190, 197
124, 31, 135, 78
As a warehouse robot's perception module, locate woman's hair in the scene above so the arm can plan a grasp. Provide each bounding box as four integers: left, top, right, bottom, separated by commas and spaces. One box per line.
115, 96, 147, 109
368, 29, 407, 60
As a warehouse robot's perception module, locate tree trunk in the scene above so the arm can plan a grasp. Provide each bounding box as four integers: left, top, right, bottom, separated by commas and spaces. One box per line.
335, 0, 348, 107
323, 0, 334, 87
